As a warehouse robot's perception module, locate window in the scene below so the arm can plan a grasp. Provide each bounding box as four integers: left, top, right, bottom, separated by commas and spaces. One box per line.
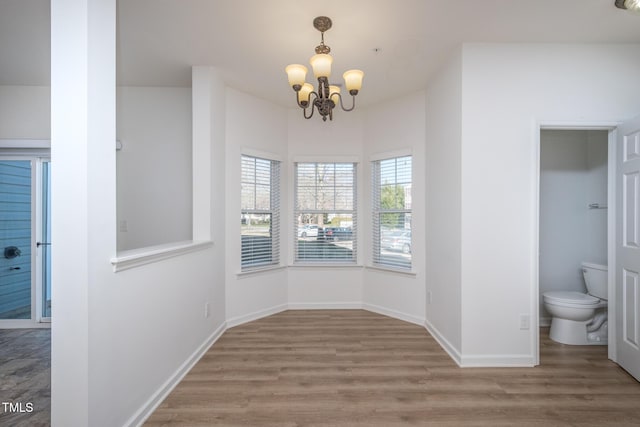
372, 155, 412, 270
241, 155, 280, 269
294, 162, 357, 263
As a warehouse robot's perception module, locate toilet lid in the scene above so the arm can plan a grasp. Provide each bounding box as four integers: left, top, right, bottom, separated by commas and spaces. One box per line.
543, 291, 600, 305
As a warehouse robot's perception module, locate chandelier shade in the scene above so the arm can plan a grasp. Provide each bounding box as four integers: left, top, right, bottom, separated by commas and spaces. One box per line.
285, 16, 364, 122
615, 0, 640, 13
310, 54, 333, 79
297, 83, 314, 105
329, 85, 341, 105
285, 64, 308, 88
343, 69, 364, 94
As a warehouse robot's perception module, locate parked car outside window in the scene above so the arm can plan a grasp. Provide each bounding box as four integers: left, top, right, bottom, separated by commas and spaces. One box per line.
322, 227, 353, 241
381, 230, 411, 254
297, 224, 319, 238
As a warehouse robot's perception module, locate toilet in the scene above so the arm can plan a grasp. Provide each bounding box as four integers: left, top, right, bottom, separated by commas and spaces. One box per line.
543, 262, 608, 345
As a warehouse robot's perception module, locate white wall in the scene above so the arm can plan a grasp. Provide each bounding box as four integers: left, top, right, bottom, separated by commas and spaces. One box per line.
361, 91, 427, 325
51, 4, 227, 425
586, 131, 608, 265
424, 49, 463, 357
116, 86, 192, 251
225, 88, 288, 324
286, 110, 364, 306
460, 44, 640, 364
0, 85, 50, 139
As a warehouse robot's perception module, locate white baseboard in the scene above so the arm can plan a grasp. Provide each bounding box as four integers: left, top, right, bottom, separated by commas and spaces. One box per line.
460, 354, 535, 367
288, 302, 363, 310
423, 318, 462, 366
362, 303, 425, 327
539, 316, 551, 327
226, 304, 288, 328
126, 321, 226, 427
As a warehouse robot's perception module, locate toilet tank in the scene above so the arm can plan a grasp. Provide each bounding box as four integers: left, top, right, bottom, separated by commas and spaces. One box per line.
582, 262, 608, 300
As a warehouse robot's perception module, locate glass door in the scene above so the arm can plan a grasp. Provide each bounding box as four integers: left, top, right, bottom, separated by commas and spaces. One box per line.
0, 156, 51, 325
0, 160, 33, 320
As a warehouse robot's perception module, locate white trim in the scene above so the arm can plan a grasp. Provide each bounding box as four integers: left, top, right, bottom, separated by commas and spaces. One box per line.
369, 147, 412, 162
532, 120, 541, 366
0, 139, 51, 149
288, 263, 363, 270
111, 240, 213, 272
288, 302, 363, 310
226, 304, 288, 328
236, 265, 287, 278
424, 318, 462, 366
125, 321, 226, 427
365, 265, 417, 277
241, 147, 283, 162
459, 354, 535, 368
292, 155, 360, 164
35, 158, 50, 322
607, 129, 617, 362
538, 122, 619, 131
362, 303, 424, 326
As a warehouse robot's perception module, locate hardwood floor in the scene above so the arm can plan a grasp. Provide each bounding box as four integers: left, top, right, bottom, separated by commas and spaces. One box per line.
0, 328, 51, 427
145, 310, 640, 426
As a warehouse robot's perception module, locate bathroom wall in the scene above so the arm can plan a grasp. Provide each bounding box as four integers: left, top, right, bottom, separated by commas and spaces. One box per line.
539, 129, 608, 321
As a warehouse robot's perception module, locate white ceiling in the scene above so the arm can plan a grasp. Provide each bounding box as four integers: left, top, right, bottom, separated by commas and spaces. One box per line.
2, 0, 640, 107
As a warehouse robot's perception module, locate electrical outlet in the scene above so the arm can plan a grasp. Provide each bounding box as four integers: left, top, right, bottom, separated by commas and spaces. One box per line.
519, 314, 530, 330
119, 220, 128, 232
427, 291, 432, 304
204, 302, 210, 318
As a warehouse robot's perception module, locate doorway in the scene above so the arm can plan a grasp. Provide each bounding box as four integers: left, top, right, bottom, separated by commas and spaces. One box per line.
535, 125, 616, 363
0, 155, 52, 327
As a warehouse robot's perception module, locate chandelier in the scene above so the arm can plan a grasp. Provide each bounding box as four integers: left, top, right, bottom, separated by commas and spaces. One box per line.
285, 16, 364, 122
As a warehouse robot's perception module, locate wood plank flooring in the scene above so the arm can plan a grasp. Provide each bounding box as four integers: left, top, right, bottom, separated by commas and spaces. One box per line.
0, 328, 51, 427
145, 310, 640, 426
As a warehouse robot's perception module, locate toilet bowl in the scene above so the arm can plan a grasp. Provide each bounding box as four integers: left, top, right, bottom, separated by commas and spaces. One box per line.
543, 262, 608, 345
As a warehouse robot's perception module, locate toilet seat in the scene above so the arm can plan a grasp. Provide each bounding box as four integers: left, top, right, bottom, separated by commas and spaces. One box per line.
543, 291, 605, 309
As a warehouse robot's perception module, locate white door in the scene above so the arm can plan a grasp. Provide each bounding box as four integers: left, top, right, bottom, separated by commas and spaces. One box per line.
616, 115, 640, 382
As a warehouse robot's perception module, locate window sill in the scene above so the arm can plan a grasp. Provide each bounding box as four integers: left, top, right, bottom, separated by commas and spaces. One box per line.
111, 240, 213, 272
236, 265, 287, 278
365, 265, 417, 277
289, 263, 364, 270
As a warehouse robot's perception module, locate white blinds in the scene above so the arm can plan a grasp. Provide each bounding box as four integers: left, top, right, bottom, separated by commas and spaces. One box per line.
294, 162, 357, 263
241, 155, 280, 269
372, 156, 412, 270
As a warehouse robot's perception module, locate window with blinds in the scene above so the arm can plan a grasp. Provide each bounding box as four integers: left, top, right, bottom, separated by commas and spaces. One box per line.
372, 155, 412, 270
241, 155, 280, 269
294, 162, 357, 263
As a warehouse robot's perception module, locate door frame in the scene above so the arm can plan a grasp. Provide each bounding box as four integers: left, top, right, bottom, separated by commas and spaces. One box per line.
0, 142, 51, 328
35, 157, 51, 323
533, 121, 619, 365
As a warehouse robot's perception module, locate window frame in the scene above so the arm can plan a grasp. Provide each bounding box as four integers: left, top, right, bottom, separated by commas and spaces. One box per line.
293, 161, 358, 265
372, 154, 413, 271
240, 154, 281, 271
